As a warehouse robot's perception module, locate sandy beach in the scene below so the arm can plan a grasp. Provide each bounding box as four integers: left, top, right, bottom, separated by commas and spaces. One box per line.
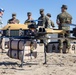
0, 48, 76, 75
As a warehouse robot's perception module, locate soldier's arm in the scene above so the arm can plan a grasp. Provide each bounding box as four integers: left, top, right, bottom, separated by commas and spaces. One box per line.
67, 13, 72, 24
46, 16, 51, 28
51, 20, 55, 28
17, 19, 20, 24
37, 17, 40, 26
56, 15, 60, 25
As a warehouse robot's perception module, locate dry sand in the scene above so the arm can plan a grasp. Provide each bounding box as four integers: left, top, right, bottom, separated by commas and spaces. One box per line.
0, 49, 76, 75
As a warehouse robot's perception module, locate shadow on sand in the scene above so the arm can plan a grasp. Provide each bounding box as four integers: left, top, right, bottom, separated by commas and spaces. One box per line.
0, 61, 38, 67
0, 61, 18, 66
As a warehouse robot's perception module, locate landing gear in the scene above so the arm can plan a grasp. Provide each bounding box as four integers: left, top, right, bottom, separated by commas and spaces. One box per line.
43, 43, 47, 65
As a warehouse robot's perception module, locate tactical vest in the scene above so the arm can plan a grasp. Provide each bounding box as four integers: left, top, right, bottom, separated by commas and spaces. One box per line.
38, 16, 48, 28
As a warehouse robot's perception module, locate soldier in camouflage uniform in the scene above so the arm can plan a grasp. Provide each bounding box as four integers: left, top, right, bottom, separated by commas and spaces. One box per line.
24, 12, 35, 24
0, 8, 5, 52
7, 13, 20, 24
38, 9, 51, 52
46, 13, 55, 28
56, 5, 72, 53
46, 13, 55, 43
38, 9, 50, 28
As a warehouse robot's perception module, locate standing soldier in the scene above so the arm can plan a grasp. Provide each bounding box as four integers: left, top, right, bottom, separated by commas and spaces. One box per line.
0, 8, 4, 28
7, 13, 20, 24
0, 8, 5, 52
37, 9, 50, 43
38, 9, 50, 28
38, 9, 51, 64
46, 13, 55, 43
56, 5, 72, 53
46, 13, 55, 28
24, 12, 35, 24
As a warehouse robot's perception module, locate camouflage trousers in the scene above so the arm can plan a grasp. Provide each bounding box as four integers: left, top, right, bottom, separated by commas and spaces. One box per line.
58, 24, 70, 50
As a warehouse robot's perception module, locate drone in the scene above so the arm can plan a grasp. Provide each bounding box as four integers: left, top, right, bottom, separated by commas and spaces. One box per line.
0, 20, 76, 67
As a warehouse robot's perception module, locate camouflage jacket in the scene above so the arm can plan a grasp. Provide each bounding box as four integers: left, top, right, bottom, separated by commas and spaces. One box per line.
7, 18, 20, 24
24, 18, 36, 24
38, 15, 50, 28
57, 11, 72, 24
49, 19, 55, 28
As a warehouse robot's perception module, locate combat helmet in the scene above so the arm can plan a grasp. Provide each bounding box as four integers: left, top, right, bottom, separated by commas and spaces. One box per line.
61, 5, 67, 9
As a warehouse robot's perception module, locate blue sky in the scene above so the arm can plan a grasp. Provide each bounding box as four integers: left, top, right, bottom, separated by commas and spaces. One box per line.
0, 0, 76, 28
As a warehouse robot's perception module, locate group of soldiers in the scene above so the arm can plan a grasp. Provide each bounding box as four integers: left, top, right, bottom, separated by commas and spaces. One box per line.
7, 9, 55, 28
0, 4, 72, 53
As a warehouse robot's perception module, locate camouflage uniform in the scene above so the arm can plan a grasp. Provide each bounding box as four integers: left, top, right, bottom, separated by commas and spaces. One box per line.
24, 12, 36, 24
57, 5, 72, 53
46, 13, 55, 28
7, 19, 19, 24
38, 15, 50, 28
7, 13, 20, 24
46, 13, 55, 43
38, 9, 51, 53
24, 18, 33, 24
49, 20, 54, 28
0, 9, 5, 52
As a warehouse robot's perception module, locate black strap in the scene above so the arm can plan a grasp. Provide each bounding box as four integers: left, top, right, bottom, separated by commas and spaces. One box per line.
17, 39, 21, 59
10, 39, 13, 58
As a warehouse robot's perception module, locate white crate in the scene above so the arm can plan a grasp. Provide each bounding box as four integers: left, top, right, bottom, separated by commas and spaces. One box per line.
24, 46, 37, 60
36, 44, 44, 53
69, 43, 76, 54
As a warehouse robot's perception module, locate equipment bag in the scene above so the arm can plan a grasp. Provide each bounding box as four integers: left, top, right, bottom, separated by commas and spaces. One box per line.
7, 49, 23, 60
7, 39, 37, 60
